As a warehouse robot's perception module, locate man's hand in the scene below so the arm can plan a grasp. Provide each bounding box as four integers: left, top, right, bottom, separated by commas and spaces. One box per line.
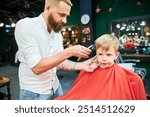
76, 55, 99, 72
64, 45, 91, 58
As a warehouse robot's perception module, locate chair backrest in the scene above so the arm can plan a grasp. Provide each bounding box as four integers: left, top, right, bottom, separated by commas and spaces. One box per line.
116, 55, 124, 63
116, 55, 146, 80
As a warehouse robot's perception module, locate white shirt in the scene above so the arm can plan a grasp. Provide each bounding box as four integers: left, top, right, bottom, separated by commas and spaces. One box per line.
15, 14, 64, 94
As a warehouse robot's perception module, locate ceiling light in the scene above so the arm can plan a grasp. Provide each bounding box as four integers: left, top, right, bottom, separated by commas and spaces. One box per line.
136, 0, 142, 6
95, 6, 101, 13
0, 22, 4, 27
11, 22, 16, 28
116, 24, 120, 29
108, 7, 113, 12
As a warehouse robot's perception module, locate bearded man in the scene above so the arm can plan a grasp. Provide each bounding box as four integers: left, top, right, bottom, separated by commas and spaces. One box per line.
15, 0, 97, 100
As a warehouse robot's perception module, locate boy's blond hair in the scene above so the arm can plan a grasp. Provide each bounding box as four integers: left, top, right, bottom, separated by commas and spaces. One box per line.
45, 0, 73, 7
96, 34, 119, 52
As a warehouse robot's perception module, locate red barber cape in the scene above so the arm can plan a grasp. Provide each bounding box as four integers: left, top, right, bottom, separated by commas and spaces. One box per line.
55, 63, 146, 100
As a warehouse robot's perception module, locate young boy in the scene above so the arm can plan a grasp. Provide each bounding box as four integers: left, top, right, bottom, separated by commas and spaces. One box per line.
55, 34, 147, 100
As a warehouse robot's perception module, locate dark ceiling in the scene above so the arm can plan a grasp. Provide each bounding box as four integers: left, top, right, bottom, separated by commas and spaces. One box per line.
0, 0, 135, 17
0, 0, 45, 15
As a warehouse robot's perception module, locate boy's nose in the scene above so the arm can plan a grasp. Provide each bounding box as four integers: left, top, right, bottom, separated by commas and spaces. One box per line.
102, 56, 107, 61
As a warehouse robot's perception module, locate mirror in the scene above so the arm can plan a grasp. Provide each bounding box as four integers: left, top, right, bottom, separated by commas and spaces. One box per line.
110, 15, 150, 53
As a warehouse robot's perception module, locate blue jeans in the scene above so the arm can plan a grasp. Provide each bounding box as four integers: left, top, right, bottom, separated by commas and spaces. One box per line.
19, 85, 63, 100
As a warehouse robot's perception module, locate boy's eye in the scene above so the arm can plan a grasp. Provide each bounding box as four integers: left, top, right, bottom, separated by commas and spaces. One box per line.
107, 54, 112, 56
98, 53, 102, 56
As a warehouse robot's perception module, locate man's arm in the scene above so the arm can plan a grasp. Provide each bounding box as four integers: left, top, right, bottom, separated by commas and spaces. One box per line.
32, 45, 92, 75
15, 20, 92, 75
58, 56, 98, 72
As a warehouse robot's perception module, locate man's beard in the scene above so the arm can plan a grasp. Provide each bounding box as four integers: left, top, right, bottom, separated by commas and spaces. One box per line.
48, 14, 64, 33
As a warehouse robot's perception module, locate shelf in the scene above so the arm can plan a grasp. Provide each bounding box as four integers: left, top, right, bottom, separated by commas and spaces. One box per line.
122, 54, 150, 62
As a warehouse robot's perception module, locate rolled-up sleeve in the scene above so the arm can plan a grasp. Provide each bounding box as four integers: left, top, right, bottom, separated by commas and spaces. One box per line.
15, 20, 41, 68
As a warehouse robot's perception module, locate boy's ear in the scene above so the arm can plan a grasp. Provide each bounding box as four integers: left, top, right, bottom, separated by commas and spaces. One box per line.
115, 52, 120, 59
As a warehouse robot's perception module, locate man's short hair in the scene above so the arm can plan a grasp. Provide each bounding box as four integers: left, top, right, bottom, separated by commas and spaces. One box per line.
45, 0, 73, 6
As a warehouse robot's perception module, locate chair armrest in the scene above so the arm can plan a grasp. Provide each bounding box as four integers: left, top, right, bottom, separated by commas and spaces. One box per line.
123, 59, 140, 63
118, 63, 135, 71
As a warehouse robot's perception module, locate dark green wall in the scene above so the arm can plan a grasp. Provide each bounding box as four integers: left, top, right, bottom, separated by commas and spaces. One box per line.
35, 0, 80, 26
65, 0, 80, 25
65, 0, 150, 37
96, 0, 150, 38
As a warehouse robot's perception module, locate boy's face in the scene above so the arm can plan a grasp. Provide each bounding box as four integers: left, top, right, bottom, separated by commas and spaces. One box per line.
96, 46, 119, 68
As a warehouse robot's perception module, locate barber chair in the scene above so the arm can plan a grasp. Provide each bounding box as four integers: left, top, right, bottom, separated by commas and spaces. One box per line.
116, 55, 146, 80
